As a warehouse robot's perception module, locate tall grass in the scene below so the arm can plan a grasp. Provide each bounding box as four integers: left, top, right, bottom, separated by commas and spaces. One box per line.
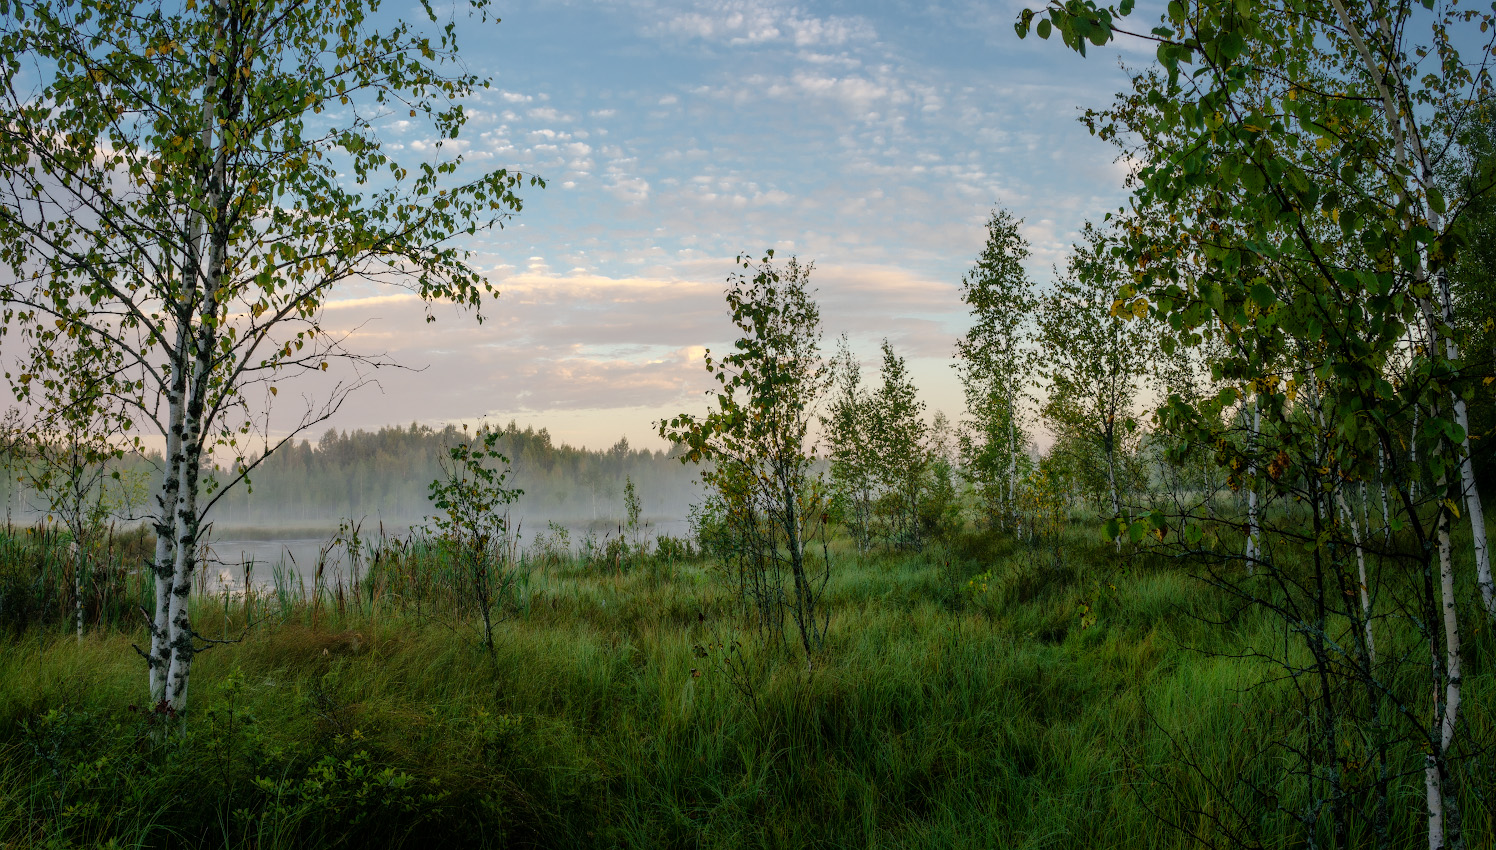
0, 522, 154, 636
0, 522, 1491, 848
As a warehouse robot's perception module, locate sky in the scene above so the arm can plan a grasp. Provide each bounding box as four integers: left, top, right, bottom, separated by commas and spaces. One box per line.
297, 0, 1158, 452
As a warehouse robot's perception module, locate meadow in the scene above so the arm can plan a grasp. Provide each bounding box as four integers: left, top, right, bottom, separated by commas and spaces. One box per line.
0, 518, 1491, 850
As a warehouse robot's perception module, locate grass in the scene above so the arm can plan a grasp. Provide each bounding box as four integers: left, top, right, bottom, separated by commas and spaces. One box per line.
0, 523, 1491, 849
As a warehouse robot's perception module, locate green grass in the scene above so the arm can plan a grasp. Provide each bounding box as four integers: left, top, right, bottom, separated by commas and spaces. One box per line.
0, 525, 1491, 849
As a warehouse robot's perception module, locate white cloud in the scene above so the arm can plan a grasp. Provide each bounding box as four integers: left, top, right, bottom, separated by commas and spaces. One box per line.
606, 175, 651, 203
527, 107, 572, 123
643, 0, 875, 47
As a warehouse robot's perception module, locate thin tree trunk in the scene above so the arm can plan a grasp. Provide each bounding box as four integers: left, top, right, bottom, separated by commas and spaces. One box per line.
1246, 398, 1260, 571
1320, 10, 1475, 834
1106, 438, 1121, 553
1337, 489, 1376, 665
780, 473, 814, 665
1379, 449, 1392, 544
73, 537, 83, 641
164, 348, 208, 712
1425, 482, 1465, 850
1008, 400, 1018, 535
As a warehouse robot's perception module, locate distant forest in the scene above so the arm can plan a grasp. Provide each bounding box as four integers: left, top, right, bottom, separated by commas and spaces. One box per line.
1, 422, 703, 533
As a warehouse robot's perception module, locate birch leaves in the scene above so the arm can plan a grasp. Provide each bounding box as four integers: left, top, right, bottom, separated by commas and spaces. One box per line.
1018, 1, 1495, 846
0, 0, 538, 713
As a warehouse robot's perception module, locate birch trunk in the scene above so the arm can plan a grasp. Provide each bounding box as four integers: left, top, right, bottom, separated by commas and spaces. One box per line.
1319, 12, 1476, 837
1362, 0, 1494, 623
163, 373, 205, 712
1106, 441, 1121, 553
1336, 489, 1376, 665
780, 473, 814, 664
1375, 1, 1488, 618
1379, 449, 1391, 544
1434, 281, 1492, 615
159, 6, 228, 711
149, 329, 187, 704
1007, 402, 1018, 535
1246, 398, 1260, 570
73, 536, 83, 640
1425, 485, 1465, 850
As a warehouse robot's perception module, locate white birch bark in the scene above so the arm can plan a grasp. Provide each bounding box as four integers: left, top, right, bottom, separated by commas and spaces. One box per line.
1461, 441, 1493, 617
1246, 398, 1260, 571
70, 445, 84, 641
149, 329, 187, 704
1336, 489, 1376, 665
165, 199, 225, 713
73, 536, 83, 640
1106, 443, 1121, 552
163, 385, 203, 711
1425, 486, 1464, 850
1365, 0, 1494, 624
1320, 11, 1474, 838
1379, 449, 1391, 544
1008, 402, 1018, 535
159, 5, 227, 711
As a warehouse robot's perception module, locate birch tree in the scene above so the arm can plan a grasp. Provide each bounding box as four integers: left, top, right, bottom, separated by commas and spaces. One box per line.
1036, 222, 1153, 522
1019, 0, 1495, 845
18, 341, 129, 640
0, 0, 538, 715
822, 336, 875, 551
661, 252, 832, 663
955, 208, 1037, 530
869, 339, 928, 549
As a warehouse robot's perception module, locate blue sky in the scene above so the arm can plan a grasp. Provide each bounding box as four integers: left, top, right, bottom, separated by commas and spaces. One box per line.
315, 0, 1154, 450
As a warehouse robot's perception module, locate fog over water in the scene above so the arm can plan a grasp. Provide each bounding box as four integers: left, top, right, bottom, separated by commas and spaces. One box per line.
2, 421, 705, 592
201, 513, 699, 594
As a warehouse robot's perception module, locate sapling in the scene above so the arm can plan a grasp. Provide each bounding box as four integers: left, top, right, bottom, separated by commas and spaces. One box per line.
426, 426, 523, 658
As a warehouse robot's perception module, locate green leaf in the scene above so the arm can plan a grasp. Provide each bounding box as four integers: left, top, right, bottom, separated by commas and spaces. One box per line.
1249, 282, 1276, 310
1128, 520, 1147, 544
1037, 18, 1052, 39
1103, 516, 1122, 540
1427, 186, 1446, 216
1240, 165, 1265, 195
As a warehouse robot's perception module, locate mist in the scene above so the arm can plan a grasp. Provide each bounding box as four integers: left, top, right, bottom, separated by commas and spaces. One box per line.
1, 420, 706, 588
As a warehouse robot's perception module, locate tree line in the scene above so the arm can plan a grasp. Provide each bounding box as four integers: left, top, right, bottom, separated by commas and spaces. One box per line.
1, 420, 700, 530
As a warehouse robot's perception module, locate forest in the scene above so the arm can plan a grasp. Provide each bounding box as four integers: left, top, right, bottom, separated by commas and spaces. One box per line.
0, 0, 1494, 848
1, 423, 702, 532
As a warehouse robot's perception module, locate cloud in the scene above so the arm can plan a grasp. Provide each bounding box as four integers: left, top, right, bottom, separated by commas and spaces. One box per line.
605, 174, 651, 203
645, 1, 875, 47
527, 107, 573, 123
